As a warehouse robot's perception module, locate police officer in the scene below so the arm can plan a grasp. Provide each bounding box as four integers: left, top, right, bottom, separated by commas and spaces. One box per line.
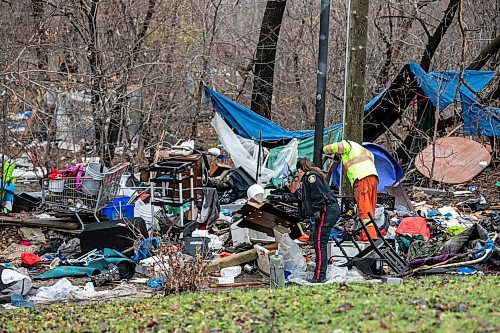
271, 157, 340, 283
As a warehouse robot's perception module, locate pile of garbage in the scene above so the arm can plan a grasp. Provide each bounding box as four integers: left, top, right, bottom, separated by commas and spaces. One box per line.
0, 141, 498, 309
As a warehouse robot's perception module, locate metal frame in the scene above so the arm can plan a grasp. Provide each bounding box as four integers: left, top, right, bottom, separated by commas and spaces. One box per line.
41, 163, 130, 229
147, 161, 195, 230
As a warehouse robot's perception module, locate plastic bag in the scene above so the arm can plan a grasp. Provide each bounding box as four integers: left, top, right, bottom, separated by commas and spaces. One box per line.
277, 234, 306, 274
32, 278, 78, 301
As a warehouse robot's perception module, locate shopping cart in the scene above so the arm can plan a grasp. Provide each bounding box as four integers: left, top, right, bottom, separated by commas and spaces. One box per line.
42, 163, 130, 229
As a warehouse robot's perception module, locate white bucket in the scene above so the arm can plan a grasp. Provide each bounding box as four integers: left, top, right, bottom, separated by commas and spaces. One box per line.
48, 179, 65, 193
140, 204, 160, 230
82, 163, 108, 196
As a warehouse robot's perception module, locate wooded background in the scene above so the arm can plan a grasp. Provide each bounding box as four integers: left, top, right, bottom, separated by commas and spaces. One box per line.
0, 0, 498, 170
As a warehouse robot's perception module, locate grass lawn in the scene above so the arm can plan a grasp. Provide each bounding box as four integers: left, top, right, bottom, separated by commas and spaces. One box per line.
0, 275, 498, 332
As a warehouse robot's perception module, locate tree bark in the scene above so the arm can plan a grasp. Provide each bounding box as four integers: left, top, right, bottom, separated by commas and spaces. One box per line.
251, 0, 287, 120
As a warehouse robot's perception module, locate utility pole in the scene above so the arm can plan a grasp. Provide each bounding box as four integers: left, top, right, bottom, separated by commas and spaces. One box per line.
313, 0, 330, 167
341, 0, 370, 194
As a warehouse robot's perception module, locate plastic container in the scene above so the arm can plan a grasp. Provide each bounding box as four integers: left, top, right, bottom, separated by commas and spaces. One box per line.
327, 241, 369, 265
140, 204, 161, 230
101, 197, 134, 220
82, 162, 108, 196
220, 266, 242, 278
213, 276, 234, 284
270, 254, 285, 288
181, 237, 211, 259
48, 179, 65, 193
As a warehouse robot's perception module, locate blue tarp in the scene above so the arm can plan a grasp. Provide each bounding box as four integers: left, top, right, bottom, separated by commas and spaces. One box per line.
408, 63, 496, 111
205, 86, 314, 141
460, 93, 500, 136
206, 63, 496, 143
365, 63, 496, 112
332, 143, 404, 192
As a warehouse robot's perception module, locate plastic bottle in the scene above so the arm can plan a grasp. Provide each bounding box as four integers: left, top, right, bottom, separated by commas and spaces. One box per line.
270, 254, 285, 289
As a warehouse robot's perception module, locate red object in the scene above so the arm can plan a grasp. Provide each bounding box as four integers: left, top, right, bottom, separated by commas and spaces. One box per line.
298, 234, 309, 243
396, 217, 431, 240
305, 257, 311, 263
19, 241, 32, 246
21, 252, 41, 266
219, 252, 232, 258
48, 169, 63, 180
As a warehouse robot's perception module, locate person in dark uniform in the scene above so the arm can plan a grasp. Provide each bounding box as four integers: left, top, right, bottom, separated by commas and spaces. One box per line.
270, 157, 340, 283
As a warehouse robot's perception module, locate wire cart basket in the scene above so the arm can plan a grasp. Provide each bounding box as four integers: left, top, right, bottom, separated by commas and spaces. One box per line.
41, 163, 130, 229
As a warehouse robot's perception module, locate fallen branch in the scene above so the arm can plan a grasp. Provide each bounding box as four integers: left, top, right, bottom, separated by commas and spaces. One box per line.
0, 215, 78, 229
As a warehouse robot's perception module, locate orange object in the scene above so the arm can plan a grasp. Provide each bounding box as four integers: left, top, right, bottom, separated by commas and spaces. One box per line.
359, 223, 377, 241
219, 252, 233, 258
353, 175, 378, 221
298, 234, 309, 243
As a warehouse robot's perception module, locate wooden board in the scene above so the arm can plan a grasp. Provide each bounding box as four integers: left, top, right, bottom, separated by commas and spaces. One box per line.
415, 137, 491, 184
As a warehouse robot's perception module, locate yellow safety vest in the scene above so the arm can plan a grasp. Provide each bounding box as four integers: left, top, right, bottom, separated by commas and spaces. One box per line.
323, 140, 378, 186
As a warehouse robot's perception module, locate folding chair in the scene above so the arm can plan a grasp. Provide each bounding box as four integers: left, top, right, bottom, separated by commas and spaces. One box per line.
333, 213, 409, 277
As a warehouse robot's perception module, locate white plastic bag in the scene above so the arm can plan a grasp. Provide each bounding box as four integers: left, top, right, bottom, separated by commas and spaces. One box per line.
32, 278, 78, 301
277, 234, 306, 274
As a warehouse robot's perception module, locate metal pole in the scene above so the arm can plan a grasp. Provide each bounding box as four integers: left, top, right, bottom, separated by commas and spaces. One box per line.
313, 0, 331, 166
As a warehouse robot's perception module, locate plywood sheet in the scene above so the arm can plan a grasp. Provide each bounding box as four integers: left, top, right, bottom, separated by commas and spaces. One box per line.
415, 137, 491, 184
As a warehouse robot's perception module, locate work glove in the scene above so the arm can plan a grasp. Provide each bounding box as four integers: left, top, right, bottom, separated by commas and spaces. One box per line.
266, 194, 283, 202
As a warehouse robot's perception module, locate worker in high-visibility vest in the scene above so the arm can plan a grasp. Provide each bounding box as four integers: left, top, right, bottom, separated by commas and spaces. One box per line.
323, 140, 378, 240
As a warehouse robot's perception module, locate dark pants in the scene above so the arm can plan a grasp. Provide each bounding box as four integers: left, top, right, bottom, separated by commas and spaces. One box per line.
311, 203, 340, 281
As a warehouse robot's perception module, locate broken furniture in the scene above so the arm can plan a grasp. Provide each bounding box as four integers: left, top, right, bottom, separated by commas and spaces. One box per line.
333, 213, 409, 277
236, 202, 302, 240
41, 163, 129, 229
147, 160, 195, 228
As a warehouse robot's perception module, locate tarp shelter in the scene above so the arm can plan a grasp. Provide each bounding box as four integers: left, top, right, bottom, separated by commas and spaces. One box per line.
331, 143, 404, 192
460, 93, 500, 136
204, 86, 342, 143
363, 63, 496, 141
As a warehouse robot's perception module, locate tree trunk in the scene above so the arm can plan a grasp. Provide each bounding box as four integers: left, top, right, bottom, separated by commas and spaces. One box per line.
251, 0, 287, 120
31, 0, 47, 71
467, 35, 500, 70
398, 0, 460, 166
342, 0, 370, 195
420, 0, 460, 71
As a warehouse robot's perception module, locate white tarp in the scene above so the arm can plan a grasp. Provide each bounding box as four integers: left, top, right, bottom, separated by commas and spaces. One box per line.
211, 113, 298, 184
